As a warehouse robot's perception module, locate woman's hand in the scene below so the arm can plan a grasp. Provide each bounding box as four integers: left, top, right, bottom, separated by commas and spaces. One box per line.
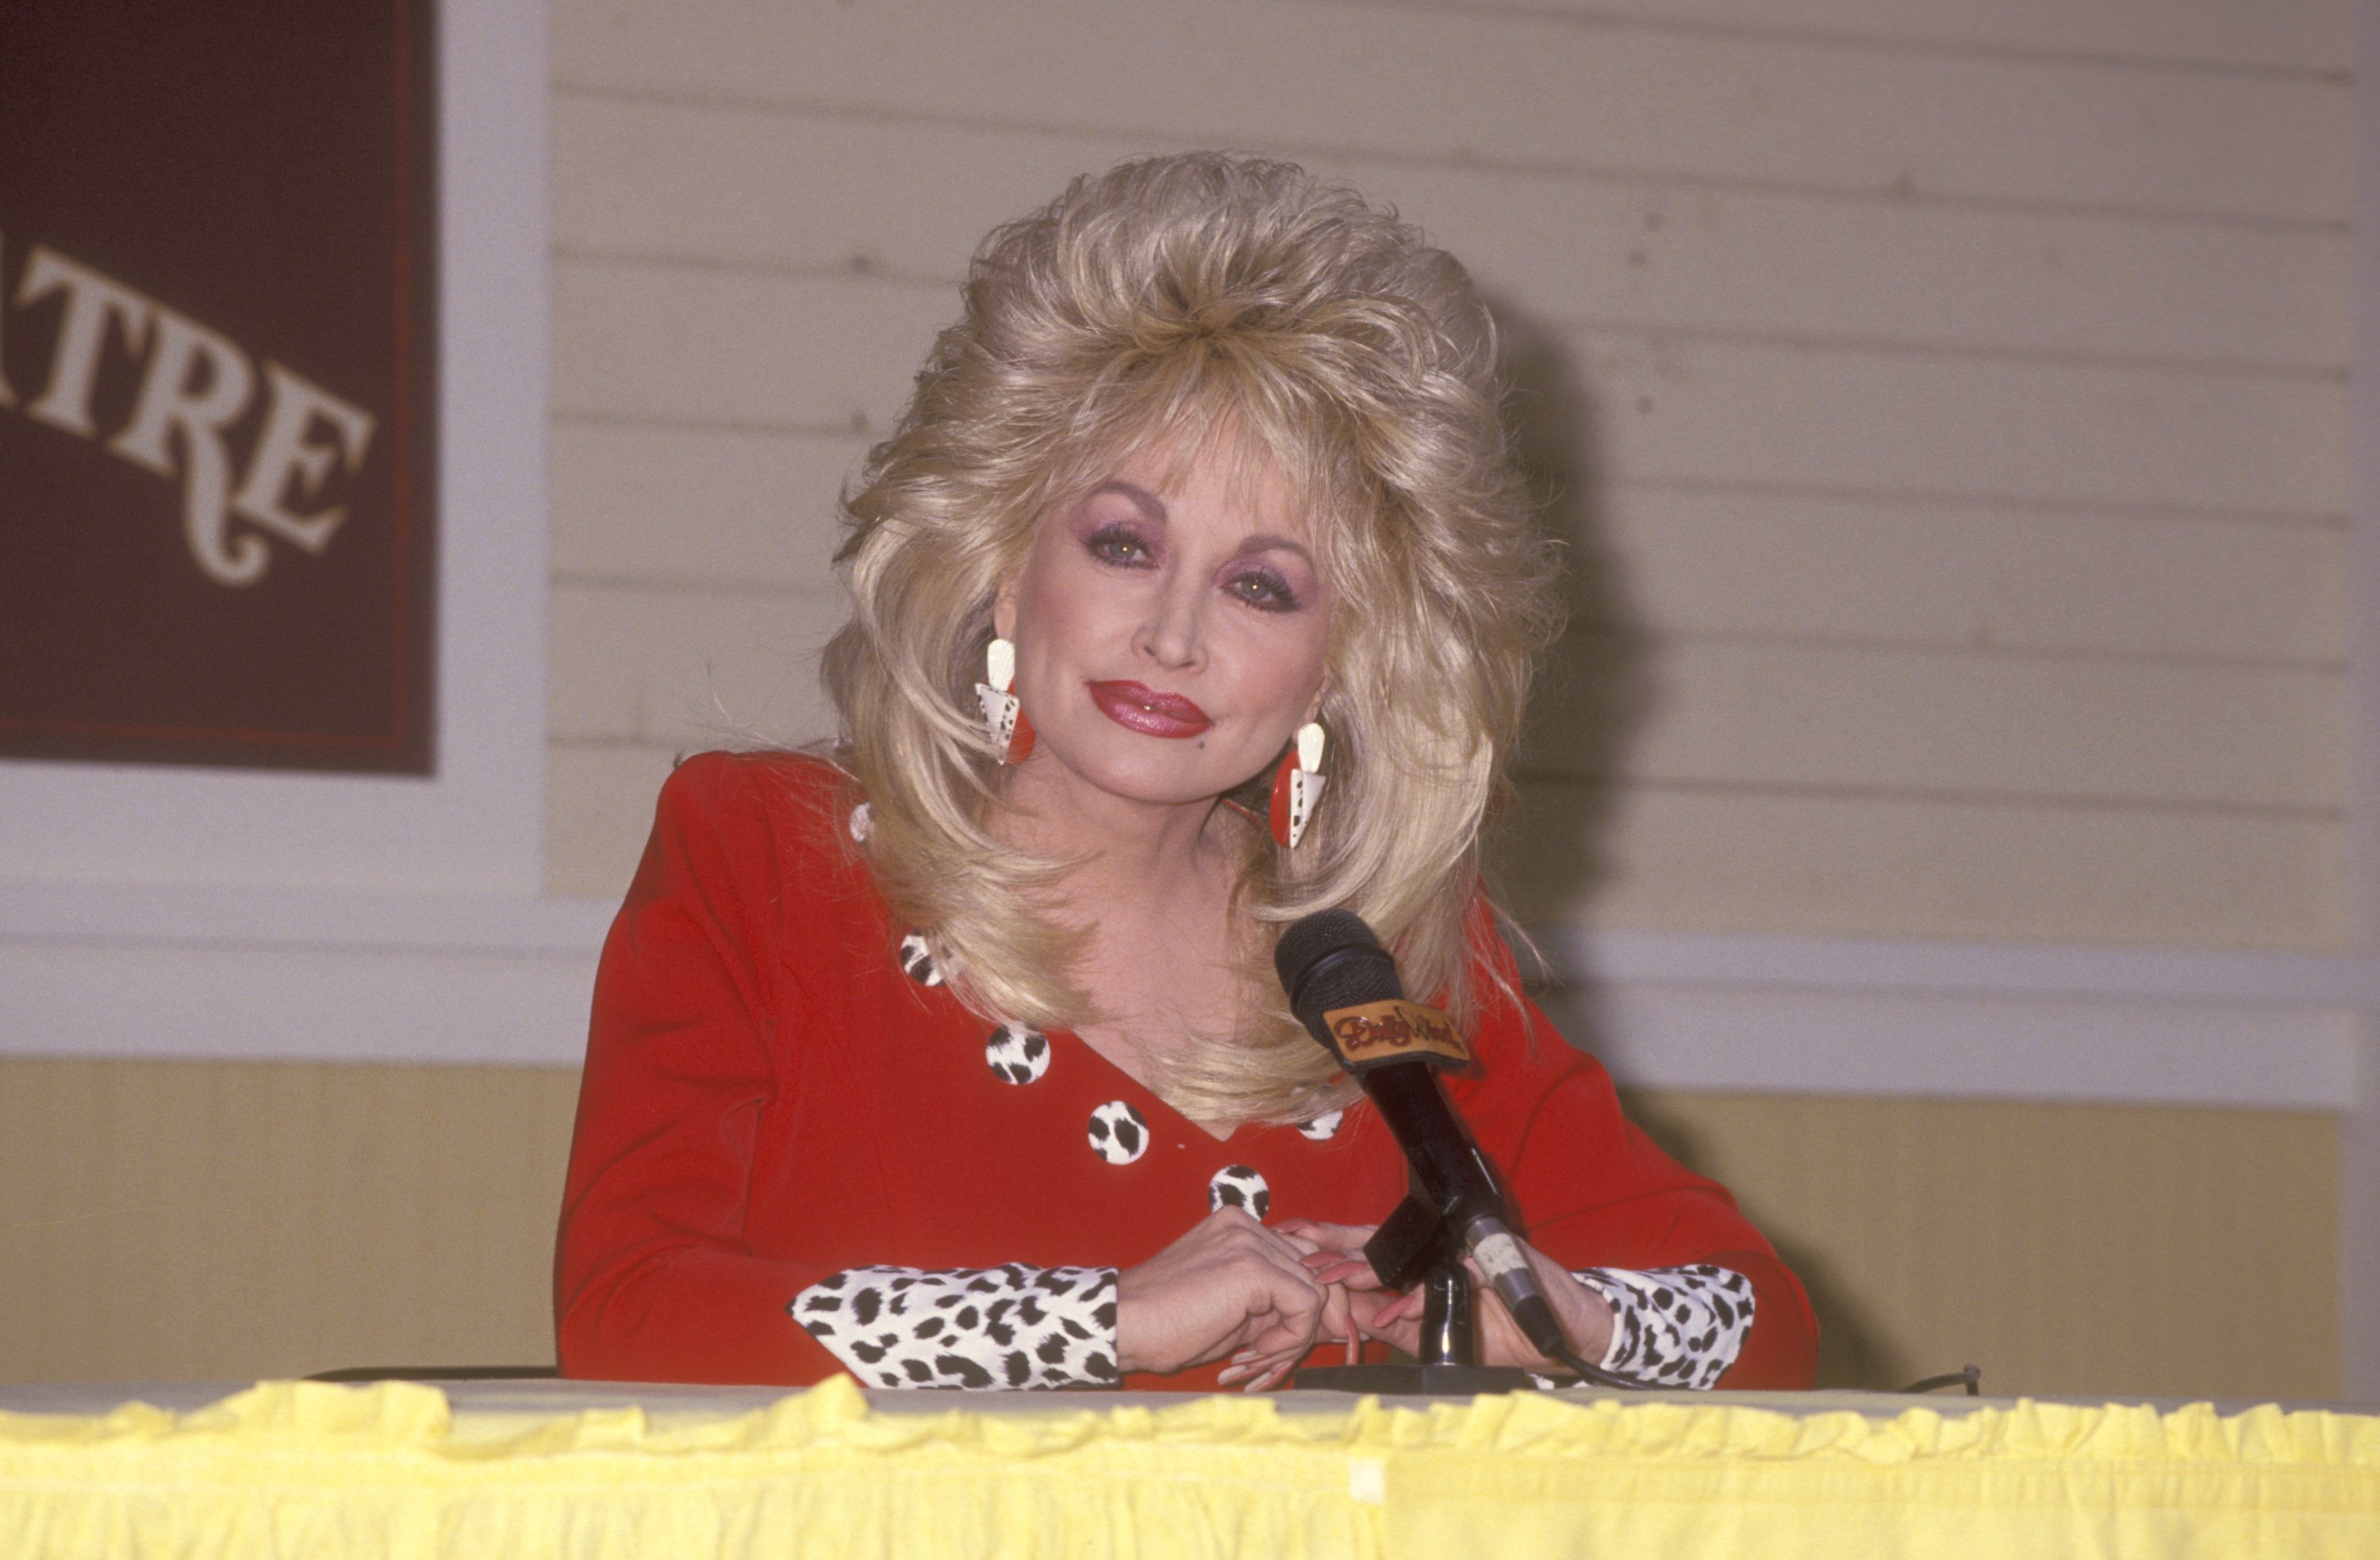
1115, 1209, 1360, 1390
1276, 1219, 1618, 1374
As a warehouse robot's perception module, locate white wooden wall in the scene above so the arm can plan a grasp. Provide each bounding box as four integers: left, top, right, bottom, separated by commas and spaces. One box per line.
544, 0, 2355, 968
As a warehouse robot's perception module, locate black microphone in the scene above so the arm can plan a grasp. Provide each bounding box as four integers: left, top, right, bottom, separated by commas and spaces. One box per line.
1276, 908, 1629, 1387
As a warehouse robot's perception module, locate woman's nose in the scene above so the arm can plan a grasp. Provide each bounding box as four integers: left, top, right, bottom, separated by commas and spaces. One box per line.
1134, 576, 1207, 672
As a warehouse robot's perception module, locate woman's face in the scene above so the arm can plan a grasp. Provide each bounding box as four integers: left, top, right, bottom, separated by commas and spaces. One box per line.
994, 435, 1333, 812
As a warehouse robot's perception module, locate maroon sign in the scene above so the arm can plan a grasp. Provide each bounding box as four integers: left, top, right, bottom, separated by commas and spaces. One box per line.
0, 1, 436, 772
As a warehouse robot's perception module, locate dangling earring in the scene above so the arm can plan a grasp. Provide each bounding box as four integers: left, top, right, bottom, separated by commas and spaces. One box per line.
976, 638, 1035, 764
1270, 721, 1326, 849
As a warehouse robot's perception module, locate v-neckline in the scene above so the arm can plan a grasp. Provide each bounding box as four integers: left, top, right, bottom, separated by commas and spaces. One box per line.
1055, 1026, 1248, 1145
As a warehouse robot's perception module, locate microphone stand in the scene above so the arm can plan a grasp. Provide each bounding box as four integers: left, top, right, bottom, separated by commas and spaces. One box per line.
1273, 910, 1637, 1394
1293, 1191, 1539, 1394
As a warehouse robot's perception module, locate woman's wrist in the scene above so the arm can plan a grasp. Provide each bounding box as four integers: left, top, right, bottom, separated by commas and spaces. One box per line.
1545, 1270, 1617, 1367
1111, 1270, 1150, 1375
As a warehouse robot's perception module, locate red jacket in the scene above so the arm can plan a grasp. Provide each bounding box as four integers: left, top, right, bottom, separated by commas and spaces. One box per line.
555, 751, 1818, 1389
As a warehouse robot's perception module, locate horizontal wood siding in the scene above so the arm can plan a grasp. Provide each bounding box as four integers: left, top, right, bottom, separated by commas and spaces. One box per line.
545, 0, 2353, 960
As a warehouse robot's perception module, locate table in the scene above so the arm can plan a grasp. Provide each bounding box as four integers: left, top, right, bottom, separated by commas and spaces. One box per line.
4, 1377, 2377, 1557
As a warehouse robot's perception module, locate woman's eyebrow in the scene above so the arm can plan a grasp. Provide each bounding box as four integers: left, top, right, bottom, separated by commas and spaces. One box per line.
1238, 532, 1315, 566
1088, 481, 1168, 523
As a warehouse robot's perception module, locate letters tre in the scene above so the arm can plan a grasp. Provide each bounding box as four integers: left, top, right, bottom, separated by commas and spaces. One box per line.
0, 236, 378, 586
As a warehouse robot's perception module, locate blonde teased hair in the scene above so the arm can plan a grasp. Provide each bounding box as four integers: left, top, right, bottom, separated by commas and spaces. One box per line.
821, 152, 1561, 1125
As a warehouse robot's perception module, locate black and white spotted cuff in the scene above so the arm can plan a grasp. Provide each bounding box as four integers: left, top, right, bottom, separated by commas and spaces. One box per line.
1572, 1263, 1755, 1389
791, 1264, 1119, 1389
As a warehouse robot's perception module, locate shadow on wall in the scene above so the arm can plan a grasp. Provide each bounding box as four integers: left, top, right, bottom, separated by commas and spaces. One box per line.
1618, 1091, 1912, 1391
1486, 301, 1906, 1391
1484, 298, 1652, 933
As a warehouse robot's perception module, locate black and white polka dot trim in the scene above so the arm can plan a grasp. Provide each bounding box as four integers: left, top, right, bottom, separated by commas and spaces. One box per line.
1572, 1263, 1754, 1389
793, 1264, 1119, 1389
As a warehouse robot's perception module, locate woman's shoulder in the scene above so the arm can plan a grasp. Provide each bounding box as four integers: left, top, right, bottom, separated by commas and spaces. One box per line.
637, 749, 889, 963
636, 749, 878, 917
1449, 897, 1581, 1080
656, 748, 858, 845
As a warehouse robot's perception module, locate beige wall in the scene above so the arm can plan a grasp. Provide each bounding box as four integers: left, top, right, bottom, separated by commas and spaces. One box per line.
1622, 1090, 2338, 1400
0, 1059, 575, 1384
0, 1056, 2334, 1401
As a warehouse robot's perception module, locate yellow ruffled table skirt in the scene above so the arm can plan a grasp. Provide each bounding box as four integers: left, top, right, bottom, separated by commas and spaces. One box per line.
3, 1376, 2377, 1558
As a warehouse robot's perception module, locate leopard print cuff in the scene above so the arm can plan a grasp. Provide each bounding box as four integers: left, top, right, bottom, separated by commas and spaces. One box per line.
791, 1264, 1119, 1389
1573, 1263, 1754, 1389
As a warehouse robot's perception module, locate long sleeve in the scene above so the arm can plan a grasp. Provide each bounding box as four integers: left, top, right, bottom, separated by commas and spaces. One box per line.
791, 1264, 1120, 1388
1446, 922, 1819, 1389
553, 753, 846, 1384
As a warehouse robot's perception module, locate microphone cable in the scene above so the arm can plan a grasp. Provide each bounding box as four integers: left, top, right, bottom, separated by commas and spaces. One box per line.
1496, 1259, 1645, 1390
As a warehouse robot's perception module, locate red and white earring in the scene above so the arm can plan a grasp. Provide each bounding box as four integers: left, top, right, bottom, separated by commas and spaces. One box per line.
976, 638, 1035, 765
1269, 722, 1326, 849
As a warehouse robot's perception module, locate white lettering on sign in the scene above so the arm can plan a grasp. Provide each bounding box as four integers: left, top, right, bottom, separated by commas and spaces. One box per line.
109, 310, 262, 583
1, 234, 378, 586
19, 246, 154, 439
232, 362, 375, 558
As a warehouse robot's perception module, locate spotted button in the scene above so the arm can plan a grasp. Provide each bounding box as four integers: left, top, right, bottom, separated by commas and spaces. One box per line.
1297, 1110, 1344, 1141
985, 1023, 1049, 1086
898, 932, 942, 987
1208, 1164, 1269, 1218
1087, 1101, 1149, 1164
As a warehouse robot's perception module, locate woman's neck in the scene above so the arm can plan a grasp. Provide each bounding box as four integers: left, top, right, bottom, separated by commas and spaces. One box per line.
990, 760, 1253, 1138
991, 757, 1230, 901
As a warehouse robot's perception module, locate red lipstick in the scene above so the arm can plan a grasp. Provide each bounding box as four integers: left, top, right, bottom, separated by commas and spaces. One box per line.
1088, 680, 1212, 738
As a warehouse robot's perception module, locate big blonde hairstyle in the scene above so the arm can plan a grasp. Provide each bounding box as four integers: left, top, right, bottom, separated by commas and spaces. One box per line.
821, 152, 1561, 1125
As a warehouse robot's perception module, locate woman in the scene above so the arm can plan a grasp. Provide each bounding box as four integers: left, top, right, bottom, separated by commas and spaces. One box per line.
555, 153, 1817, 1392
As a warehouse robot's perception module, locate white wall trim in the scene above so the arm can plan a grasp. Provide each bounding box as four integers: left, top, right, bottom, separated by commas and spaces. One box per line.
0, 884, 611, 1067
0, 881, 613, 958
2, 898, 2372, 1110
1549, 927, 2380, 1009
0, 0, 548, 898
1535, 927, 2365, 1113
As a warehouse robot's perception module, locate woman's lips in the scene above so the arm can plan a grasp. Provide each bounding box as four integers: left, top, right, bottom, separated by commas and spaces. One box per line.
1087, 680, 1212, 738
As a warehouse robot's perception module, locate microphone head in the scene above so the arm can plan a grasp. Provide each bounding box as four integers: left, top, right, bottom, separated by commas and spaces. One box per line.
1275, 909, 1404, 1027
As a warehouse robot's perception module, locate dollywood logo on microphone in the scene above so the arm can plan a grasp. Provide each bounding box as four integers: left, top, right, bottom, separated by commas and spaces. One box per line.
1322, 1000, 1471, 1071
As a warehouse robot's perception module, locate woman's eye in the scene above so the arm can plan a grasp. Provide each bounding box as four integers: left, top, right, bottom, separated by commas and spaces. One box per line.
1085, 525, 1152, 565
1228, 569, 1299, 611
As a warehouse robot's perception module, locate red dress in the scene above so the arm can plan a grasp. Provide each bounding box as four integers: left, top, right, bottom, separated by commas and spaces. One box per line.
554, 751, 1818, 1389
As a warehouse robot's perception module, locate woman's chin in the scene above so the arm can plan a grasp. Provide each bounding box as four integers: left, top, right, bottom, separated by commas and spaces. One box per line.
1023, 741, 1255, 813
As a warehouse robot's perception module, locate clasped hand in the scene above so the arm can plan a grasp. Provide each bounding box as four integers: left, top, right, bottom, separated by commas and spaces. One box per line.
1114, 1210, 1614, 1390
